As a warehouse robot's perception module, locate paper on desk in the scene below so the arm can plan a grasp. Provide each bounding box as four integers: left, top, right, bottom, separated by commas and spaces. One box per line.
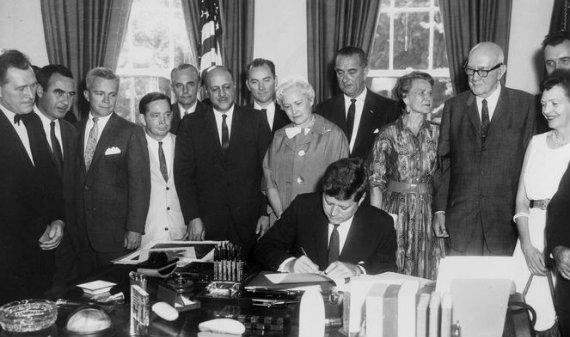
112, 240, 219, 266
435, 256, 516, 293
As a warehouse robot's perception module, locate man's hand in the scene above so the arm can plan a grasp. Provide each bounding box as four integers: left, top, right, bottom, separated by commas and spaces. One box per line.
124, 231, 142, 250
256, 215, 270, 238
287, 255, 319, 273
433, 212, 449, 238
553, 246, 570, 280
521, 243, 547, 276
324, 261, 361, 279
38, 220, 65, 250
186, 218, 205, 241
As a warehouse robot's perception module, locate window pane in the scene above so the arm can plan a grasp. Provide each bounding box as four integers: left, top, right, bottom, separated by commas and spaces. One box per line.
393, 11, 430, 69
117, 78, 134, 122
433, 12, 448, 68
369, 13, 390, 70
395, 0, 432, 7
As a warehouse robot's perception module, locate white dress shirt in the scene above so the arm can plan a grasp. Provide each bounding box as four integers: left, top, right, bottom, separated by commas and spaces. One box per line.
213, 105, 234, 145
178, 101, 198, 116
83, 112, 112, 154
343, 89, 367, 151
475, 84, 501, 122
1, 103, 34, 165
34, 105, 63, 158
254, 101, 276, 131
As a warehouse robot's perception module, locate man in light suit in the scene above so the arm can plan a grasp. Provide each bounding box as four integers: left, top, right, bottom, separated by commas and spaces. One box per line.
255, 158, 397, 278
34, 64, 79, 286
75, 67, 150, 276
174, 66, 271, 257
169, 64, 207, 134
245, 58, 289, 133
316, 46, 399, 160
433, 42, 536, 255
139, 92, 187, 247
0, 50, 64, 303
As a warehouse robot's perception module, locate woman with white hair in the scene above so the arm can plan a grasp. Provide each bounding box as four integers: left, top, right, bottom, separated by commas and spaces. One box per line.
262, 76, 349, 229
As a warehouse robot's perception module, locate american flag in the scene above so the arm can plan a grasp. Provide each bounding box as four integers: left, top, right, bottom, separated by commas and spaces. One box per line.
199, 0, 223, 74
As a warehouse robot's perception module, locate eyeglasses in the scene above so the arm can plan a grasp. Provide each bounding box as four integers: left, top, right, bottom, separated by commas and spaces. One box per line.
464, 63, 503, 78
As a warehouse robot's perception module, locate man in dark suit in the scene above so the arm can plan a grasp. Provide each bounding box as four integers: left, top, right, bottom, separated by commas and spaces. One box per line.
0, 50, 64, 303
169, 64, 207, 134
34, 64, 79, 286
75, 67, 150, 276
433, 42, 536, 255
174, 66, 271, 256
316, 46, 399, 160
255, 158, 396, 278
245, 58, 289, 133
546, 163, 570, 336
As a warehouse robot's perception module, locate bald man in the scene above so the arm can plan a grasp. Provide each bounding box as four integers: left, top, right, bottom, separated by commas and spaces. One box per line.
174, 66, 271, 257
433, 42, 536, 255
169, 64, 207, 134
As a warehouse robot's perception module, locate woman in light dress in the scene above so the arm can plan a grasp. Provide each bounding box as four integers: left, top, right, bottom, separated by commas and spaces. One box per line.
513, 70, 570, 333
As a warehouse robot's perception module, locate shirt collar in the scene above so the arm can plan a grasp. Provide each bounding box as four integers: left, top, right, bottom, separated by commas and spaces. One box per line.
34, 105, 57, 126
476, 83, 501, 106
88, 111, 112, 123
178, 101, 197, 114
254, 101, 275, 111
214, 105, 235, 117
344, 88, 367, 105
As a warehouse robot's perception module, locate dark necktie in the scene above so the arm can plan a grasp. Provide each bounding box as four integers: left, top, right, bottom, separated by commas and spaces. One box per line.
346, 99, 356, 143
327, 224, 340, 265
50, 121, 64, 176
221, 114, 229, 151
481, 99, 490, 137
158, 141, 168, 182
13, 113, 30, 125
260, 108, 270, 130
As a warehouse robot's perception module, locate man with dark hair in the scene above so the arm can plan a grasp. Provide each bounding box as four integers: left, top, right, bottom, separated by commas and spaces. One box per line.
34, 64, 79, 287
316, 46, 399, 160
174, 66, 271, 256
245, 58, 289, 133
75, 67, 150, 276
543, 30, 570, 75
138, 92, 187, 247
170, 64, 207, 134
0, 50, 64, 303
255, 158, 397, 278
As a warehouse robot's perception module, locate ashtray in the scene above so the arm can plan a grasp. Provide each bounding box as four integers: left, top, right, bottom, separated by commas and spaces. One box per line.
0, 299, 57, 332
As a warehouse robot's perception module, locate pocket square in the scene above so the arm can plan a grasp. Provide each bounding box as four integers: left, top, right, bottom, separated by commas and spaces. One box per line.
373, 128, 380, 134
105, 147, 121, 155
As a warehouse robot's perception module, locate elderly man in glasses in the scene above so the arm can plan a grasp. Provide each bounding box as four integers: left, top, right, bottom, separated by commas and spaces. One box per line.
432, 42, 536, 256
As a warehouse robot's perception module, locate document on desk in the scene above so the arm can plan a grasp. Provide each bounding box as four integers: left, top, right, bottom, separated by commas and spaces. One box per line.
244, 272, 338, 291
112, 240, 219, 266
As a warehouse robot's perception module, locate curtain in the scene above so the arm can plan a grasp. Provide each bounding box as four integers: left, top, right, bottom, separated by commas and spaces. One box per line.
181, 0, 201, 51
220, 0, 255, 105
550, 0, 570, 33
440, 0, 512, 94
41, 0, 133, 119
306, 0, 381, 104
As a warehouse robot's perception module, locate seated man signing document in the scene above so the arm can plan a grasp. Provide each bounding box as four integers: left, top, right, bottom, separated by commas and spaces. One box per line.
254, 158, 397, 279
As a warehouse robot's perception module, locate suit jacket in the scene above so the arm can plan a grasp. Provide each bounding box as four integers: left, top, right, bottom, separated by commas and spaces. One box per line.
316, 90, 399, 160
434, 87, 536, 254
76, 113, 150, 252
254, 193, 397, 275
170, 101, 208, 134
546, 162, 570, 312
141, 133, 186, 247
0, 110, 63, 302
174, 105, 271, 244
247, 102, 290, 133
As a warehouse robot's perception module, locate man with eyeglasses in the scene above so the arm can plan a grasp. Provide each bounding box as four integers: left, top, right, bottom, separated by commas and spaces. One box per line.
169, 64, 207, 134
433, 42, 536, 256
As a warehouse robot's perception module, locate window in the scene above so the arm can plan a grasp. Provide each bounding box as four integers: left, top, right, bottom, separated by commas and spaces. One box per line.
368, 0, 452, 121
115, 0, 197, 124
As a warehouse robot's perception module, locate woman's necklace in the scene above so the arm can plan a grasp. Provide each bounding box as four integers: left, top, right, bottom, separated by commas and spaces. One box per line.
551, 130, 570, 146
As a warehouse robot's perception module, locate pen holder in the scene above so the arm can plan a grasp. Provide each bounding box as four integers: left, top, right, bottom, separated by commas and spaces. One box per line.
213, 242, 245, 282
129, 272, 149, 336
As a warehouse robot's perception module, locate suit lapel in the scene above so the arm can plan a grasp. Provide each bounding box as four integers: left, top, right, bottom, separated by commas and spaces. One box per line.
205, 109, 223, 159
78, 118, 88, 175
465, 93, 482, 136
341, 209, 363, 259
0, 110, 34, 168
487, 88, 508, 137
313, 211, 330, 268
87, 114, 120, 176
353, 92, 375, 153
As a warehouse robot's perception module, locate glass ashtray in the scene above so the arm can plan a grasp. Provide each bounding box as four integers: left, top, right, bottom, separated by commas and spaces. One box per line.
0, 299, 57, 332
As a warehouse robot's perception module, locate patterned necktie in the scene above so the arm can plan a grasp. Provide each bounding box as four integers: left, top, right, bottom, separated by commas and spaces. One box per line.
84, 117, 99, 170
346, 99, 356, 143
481, 99, 490, 137
221, 114, 229, 151
158, 141, 168, 182
50, 121, 63, 176
327, 224, 340, 265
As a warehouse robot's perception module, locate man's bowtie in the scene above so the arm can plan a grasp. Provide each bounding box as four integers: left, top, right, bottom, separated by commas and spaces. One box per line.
13, 113, 31, 125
